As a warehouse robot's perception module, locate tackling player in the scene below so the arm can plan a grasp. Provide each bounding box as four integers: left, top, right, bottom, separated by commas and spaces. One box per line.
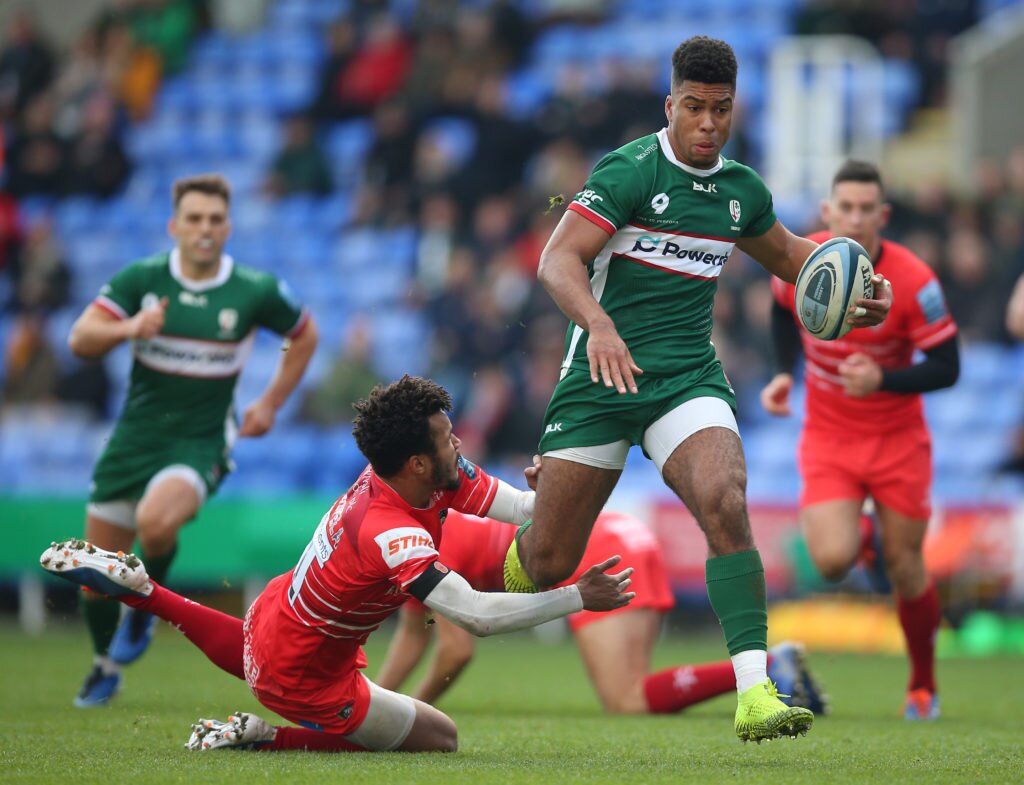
65, 174, 318, 707
760, 160, 959, 720
40, 376, 633, 752
503, 36, 893, 742
377, 506, 827, 717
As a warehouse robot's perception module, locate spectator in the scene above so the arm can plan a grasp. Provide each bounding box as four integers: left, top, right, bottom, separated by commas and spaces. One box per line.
64, 92, 132, 198
2, 312, 60, 406
325, 15, 414, 120
299, 318, 383, 426
265, 115, 333, 197
9, 218, 70, 314
0, 192, 23, 280
3, 94, 67, 197
312, 20, 360, 122
0, 10, 55, 123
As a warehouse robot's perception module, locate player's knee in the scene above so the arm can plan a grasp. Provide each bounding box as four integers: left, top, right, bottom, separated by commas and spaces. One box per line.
433, 717, 458, 753
135, 508, 180, 552
811, 549, 853, 582
524, 546, 577, 588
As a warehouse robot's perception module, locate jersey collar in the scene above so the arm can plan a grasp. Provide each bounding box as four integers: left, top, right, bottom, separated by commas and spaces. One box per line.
169, 248, 234, 291
657, 128, 724, 177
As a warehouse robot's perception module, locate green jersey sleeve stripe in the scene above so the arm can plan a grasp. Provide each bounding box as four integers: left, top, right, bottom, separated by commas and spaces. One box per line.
94, 296, 128, 320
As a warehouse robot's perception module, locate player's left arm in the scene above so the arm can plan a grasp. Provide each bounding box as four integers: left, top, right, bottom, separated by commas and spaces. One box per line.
738, 220, 893, 328
240, 316, 319, 437
838, 337, 959, 398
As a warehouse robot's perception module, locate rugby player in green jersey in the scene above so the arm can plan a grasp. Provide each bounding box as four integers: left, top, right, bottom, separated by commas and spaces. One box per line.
65, 174, 319, 706
504, 37, 893, 742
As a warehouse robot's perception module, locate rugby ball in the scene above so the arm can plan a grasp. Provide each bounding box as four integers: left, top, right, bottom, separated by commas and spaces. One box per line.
793, 237, 874, 341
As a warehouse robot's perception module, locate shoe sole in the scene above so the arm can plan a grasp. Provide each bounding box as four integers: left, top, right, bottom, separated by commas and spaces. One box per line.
40, 540, 149, 598
737, 708, 814, 743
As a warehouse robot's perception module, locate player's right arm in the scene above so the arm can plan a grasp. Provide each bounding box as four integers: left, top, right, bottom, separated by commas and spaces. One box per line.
540, 151, 649, 395
68, 298, 168, 359
539, 211, 643, 394
408, 555, 634, 638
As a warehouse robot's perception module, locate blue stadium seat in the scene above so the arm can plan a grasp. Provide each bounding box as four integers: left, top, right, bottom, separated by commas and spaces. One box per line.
325, 120, 375, 183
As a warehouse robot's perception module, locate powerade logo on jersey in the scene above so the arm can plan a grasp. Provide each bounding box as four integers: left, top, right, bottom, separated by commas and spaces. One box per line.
374, 527, 437, 569
630, 236, 729, 267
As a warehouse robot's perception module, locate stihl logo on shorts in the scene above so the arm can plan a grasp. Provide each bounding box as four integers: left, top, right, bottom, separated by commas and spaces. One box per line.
374, 527, 437, 569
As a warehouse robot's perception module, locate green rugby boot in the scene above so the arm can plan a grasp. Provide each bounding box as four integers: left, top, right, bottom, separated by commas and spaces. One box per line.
735, 680, 814, 743
502, 520, 537, 593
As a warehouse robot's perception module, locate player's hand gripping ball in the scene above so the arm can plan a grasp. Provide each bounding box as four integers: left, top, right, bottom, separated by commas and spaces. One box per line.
794, 237, 874, 341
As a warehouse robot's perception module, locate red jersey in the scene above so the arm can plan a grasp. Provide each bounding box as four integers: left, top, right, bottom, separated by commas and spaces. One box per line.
264, 458, 498, 682
773, 232, 957, 433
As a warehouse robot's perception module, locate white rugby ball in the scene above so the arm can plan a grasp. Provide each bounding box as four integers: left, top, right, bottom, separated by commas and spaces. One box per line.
793, 237, 874, 341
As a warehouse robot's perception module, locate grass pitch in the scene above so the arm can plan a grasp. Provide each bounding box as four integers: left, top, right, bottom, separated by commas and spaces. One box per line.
2, 622, 1021, 785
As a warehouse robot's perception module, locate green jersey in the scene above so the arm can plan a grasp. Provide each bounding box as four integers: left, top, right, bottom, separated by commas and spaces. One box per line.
564, 128, 776, 377
95, 250, 307, 445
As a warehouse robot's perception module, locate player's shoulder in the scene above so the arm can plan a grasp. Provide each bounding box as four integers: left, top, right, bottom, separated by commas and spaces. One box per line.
591, 132, 661, 180
230, 258, 277, 288
805, 229, 831, 244
719, 156, 765, 181
120, 251, 172, 277
879, 239, 936, 282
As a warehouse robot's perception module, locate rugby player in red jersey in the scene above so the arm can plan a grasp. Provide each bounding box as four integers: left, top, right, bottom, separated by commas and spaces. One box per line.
760, 160, 959, 720
40, 376, 633, 752
378, 505, 827, 716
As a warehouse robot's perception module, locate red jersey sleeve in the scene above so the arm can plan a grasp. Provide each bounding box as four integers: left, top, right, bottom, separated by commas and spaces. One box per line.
771, 275, 796, 312
443, 457, 499, 517
895, 249, 957, 350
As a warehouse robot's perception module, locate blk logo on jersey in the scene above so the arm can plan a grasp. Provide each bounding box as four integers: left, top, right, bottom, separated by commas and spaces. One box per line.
693, 181, 717, 193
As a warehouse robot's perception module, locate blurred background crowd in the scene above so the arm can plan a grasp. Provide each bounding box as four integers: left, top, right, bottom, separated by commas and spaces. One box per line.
2, 1, 1024, 617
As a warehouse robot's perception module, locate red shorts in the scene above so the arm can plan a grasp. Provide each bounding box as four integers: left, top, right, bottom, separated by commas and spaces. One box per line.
798, 426, 932, 521
243, 575, 370, 734
566, 525, 675, 633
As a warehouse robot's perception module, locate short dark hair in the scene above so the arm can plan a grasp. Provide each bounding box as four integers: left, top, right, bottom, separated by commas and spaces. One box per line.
832, 160, 885, 196
172, 174, 231, 208
351, 375, 453, 477
671, 36, 737, 90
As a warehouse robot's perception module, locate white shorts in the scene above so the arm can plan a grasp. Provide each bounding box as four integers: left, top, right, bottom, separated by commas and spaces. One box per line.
86, 465, 208, 531
543, 396, 739, 474
345, 676, 418, 751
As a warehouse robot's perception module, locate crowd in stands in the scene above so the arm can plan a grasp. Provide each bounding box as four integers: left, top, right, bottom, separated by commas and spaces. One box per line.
1, 0, 1023, 478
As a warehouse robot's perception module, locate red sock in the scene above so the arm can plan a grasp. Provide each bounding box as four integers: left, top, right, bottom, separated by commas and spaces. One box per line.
896, 582, 940, 693
262, 726, 365, 752
125, 581, 244, 680
643, 660, 739, 713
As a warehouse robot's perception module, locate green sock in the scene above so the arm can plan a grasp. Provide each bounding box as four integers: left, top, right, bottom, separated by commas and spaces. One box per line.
705, 549, 768, 656
142, 545, 177, 586
83, 594, 121, 656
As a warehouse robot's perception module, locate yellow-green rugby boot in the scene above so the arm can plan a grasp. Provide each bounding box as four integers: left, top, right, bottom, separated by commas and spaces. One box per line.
735, 680, 814, 743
